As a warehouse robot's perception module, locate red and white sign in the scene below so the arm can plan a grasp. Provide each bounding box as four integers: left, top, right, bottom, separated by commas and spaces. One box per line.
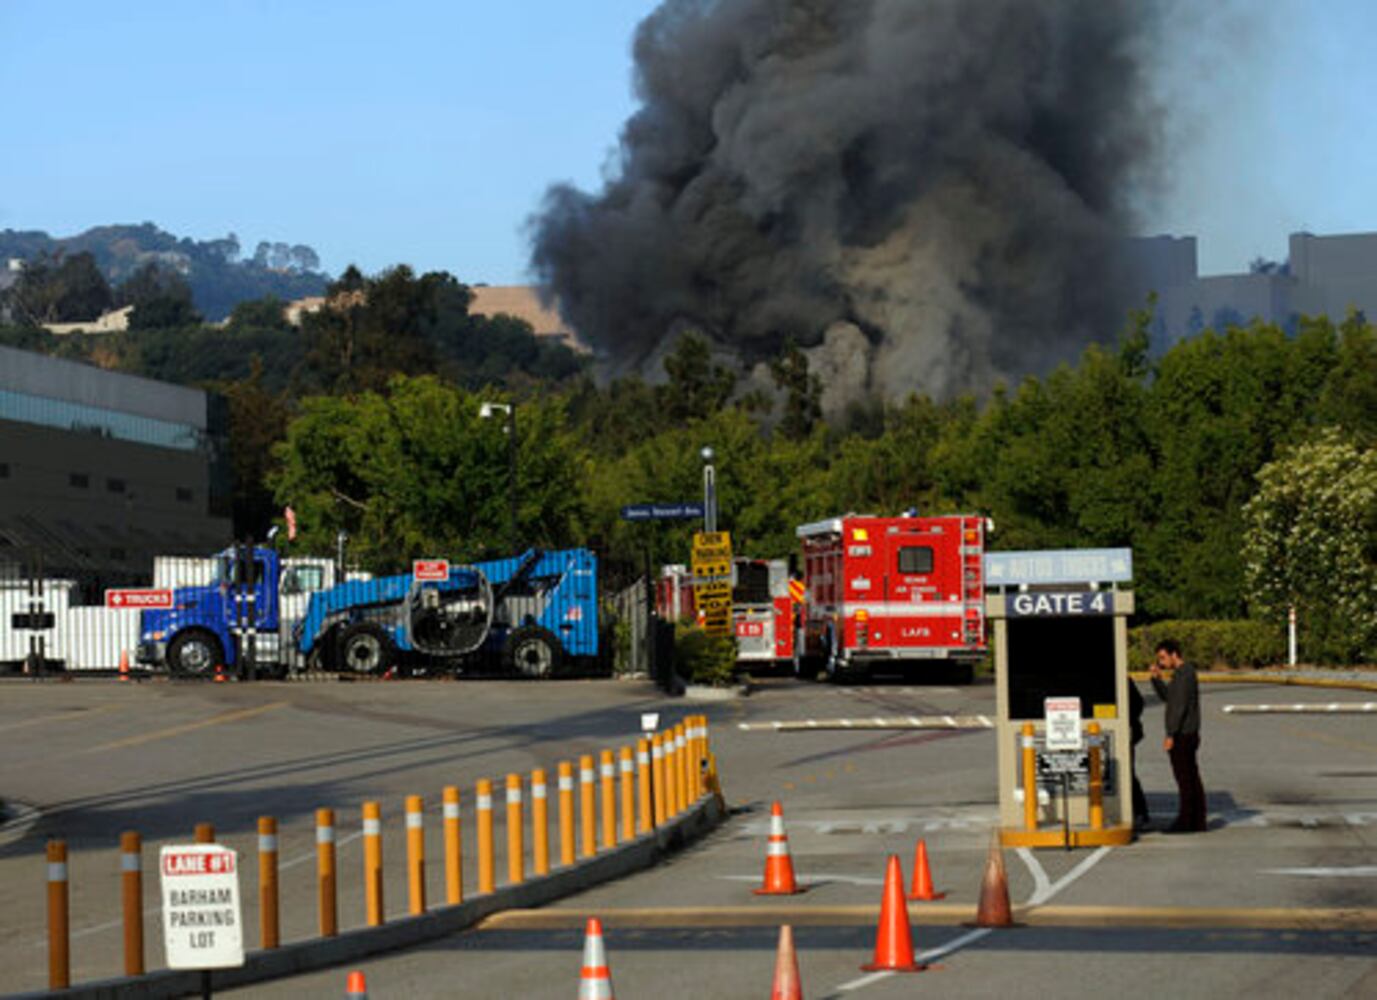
1044, 697, 1083, 752
106, 588, 174, 609
159, 844, 244, 970
413, 559, 450, 581
736, 620, 765, 638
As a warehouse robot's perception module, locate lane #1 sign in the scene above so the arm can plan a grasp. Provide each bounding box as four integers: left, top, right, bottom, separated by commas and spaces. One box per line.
160, 845, 244, 970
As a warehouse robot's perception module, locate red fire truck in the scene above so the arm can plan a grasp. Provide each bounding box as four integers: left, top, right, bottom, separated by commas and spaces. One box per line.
796, 512, 987, 681
658, 558, 797, 670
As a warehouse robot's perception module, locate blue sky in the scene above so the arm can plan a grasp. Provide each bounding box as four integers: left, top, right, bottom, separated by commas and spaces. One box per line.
3, 0, 1377, 281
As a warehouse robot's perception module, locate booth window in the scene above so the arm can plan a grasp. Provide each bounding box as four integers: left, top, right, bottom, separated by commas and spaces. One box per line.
1005, 615, 1117, 720
897, 546, 934, 575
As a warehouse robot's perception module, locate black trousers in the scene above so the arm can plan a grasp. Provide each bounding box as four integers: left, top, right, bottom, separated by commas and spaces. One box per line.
1168, 732, 1207, 831
1130, 743, 1149, 823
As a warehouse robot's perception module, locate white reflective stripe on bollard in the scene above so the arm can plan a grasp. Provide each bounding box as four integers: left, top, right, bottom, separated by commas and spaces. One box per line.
532, 784, 548, 800
120, 853, 141, 872
507, 787, 523, 805
559, 776, 574, 792
601, 762, 615, 779
443, 802, 461, 820
317, 826, 336, 843
407, 812, 424, 829
258, 834, 278, 852
48, 862, 67, 881
476, 794, 493, 810
363, 819, 382, 836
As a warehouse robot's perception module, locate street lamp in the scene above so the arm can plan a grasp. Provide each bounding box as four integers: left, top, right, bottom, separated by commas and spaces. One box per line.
480, 402, 518, 551
700, 446, 717, 533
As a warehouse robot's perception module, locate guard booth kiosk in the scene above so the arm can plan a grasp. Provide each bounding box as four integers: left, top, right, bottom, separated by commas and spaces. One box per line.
986, 548, 1136, 848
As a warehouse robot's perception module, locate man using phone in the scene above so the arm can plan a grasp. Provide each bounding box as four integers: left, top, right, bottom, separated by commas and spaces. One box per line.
1149, 638, 1207, 833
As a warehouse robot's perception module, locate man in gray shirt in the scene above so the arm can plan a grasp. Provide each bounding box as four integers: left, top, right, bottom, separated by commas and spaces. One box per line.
1149, 638, 1207, 832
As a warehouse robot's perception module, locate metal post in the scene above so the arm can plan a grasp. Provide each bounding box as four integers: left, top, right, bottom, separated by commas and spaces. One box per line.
1288, 605, 1298, 666
701, 448, 717, 534
507, 405, 518, 552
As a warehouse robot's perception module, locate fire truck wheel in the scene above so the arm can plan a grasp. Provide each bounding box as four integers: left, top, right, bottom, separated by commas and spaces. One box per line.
167, 629, 223, 677
505, 626, 562, 679
338, 623, 395, 675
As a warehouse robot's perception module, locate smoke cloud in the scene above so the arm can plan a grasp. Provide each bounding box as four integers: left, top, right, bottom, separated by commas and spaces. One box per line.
530, 0, 1164, 403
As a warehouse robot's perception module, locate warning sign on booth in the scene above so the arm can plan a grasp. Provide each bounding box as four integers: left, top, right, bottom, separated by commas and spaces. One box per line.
160, 845, 244, 970
1043, 696, 1083, 752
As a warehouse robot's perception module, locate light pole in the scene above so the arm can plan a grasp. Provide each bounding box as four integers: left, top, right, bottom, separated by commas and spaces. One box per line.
700, 446, 717, 534
480, 402, 519, 551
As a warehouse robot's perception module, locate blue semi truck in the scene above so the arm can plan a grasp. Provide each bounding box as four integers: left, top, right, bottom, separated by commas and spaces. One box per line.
136, 546, 599, 678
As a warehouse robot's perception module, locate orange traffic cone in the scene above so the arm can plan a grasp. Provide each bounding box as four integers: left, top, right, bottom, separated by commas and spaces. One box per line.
770, 924, 803, 1000
118, 651, 130, 683
861, 854, 925, 972
213, 664, 226, 683
579, 917, 614, 1000
345, 969, 368, 999
753, 802, 803, 895
907, 839, 946, 901
972, 834, 1014, 927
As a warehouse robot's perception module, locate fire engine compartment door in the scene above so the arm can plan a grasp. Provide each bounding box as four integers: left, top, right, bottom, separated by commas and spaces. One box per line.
878, 524, 963, 648
734, 604, 775, 659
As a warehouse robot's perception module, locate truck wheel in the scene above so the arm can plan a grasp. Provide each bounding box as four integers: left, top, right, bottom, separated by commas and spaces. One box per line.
338, 623, 395, 675
167, 630, 224, 678
505, 626, 562, 679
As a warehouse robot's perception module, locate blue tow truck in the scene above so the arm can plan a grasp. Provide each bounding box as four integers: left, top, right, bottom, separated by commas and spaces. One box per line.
136, 547, 599, 678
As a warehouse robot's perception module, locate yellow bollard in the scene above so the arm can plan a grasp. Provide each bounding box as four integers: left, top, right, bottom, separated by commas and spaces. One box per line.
363, 801, 384, 925
651, 733, 667, 826
258, 816, 280, 949
600, 749, 617, 849
442, 786, 462, 905
476, 778, 495, 894
636, 738, 652, 833
579, 754, 597, 857
558, 761, 576, 866
47, 839, 69, 990
676, 723, 690, 807
120, 831, 144, 975
506, 773, 525, 885
619, 746, 635, 842
316, 808, 337, 937
1087, 722, 1105, 831
665, 728, 681, 816
532, 768, 550, 876
1021, 723, 1038, 832
194, 821, 215, 844
406, 795, 426, 915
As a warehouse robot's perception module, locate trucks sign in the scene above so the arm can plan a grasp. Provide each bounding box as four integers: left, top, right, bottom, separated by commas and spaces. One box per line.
105, 589, 173, 609
984, 548, 1132, 587
412, 559, 450, 582
160, 845, 244, 970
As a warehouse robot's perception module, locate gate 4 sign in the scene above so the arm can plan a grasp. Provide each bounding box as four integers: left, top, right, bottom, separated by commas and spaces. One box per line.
160, 845, 244, 970
1043, 697, 1083, 752
1007, 590, 1112, 617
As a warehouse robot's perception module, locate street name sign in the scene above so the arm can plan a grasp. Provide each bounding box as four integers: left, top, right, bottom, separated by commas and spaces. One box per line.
413, 559, 450, 582
620, 502, 706, 522
160, 844, 244, 970
105, 589, 174, 610
1044, 697, 1083, 752
984, 548, 1132, 587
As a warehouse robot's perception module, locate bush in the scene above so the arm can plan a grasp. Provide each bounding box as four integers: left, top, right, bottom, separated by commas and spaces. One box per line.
673, 622, 738, 687
1128, 620, 1286, 670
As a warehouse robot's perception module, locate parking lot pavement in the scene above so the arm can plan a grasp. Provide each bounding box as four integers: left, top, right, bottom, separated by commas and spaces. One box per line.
5, 674, 1377, 996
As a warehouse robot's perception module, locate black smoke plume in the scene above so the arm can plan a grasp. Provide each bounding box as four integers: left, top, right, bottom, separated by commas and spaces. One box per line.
530, 0, 1163, 402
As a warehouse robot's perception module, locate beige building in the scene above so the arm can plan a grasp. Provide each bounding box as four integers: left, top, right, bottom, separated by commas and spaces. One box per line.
467, 285, 586, 353
44, 305, 133, 336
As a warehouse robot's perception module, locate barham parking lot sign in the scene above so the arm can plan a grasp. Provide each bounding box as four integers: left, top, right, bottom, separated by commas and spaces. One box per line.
160, 845, 244, 970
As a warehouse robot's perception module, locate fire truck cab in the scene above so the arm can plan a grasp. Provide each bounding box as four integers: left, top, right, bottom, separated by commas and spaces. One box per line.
797, 512, 987, 682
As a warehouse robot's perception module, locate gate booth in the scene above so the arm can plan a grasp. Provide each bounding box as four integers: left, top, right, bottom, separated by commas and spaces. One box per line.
987, 549, 1136, 848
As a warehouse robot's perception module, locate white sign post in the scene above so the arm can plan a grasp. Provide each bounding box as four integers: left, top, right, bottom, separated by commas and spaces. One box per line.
1043, 697, 1083, 751
160, 844, 244, 982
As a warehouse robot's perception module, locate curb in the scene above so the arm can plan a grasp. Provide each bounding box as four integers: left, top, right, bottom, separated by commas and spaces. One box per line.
1128, 670, 1377, 694
13, 796, 725, 1000
684, 683, 750, 701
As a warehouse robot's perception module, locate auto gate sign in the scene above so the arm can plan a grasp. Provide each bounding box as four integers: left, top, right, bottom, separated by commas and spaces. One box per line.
160, 845, 244, 970
105, 588, 173, 609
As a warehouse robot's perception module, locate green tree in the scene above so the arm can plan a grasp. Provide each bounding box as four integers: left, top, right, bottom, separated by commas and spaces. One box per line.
117, 262, 201, 330
227, 295, 290, 332
1242, 431, 1377, 663
4, 251, 112, 324
658, 332, 737, 423
769, 339, 822, 441
270, 376, 586, 568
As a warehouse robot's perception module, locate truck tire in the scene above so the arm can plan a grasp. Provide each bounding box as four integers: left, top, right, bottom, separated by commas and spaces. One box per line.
504, 626, 562, 679
167, 630, 224, 678
338, 623, 395, 675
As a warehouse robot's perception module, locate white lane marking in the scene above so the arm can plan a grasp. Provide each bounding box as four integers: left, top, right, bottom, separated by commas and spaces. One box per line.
1264, 866, 1377, 877
1224, 703, 1377, 714
716, 873, 883, 887
1015, 848, 1052, 902
833, 844, 1112, 994
44, 829, 366, 947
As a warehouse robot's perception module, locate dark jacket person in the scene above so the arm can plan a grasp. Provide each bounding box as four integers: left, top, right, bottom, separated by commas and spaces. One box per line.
1149, 638, 1207, 832
1128, 678, 1149, 828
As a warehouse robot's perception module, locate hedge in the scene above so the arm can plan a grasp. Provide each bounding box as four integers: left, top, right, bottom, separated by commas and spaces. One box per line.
672, 622, 738, 687
1128, 620, 1286, 670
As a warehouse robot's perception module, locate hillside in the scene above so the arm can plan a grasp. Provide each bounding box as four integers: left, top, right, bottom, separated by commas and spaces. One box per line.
0, 223, 328, 321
